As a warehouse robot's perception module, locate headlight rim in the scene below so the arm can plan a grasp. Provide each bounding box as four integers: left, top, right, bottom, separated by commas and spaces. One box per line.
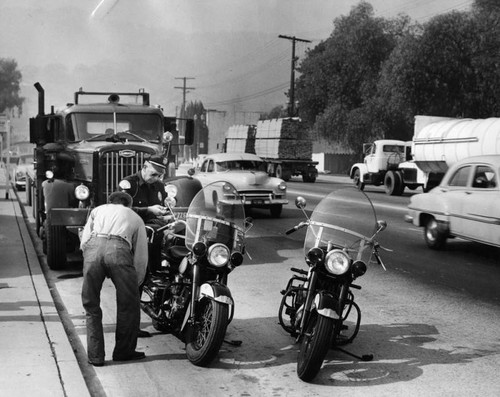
324, 249, 351, 275
74, 184, 90, 201
207, 243, 230, 267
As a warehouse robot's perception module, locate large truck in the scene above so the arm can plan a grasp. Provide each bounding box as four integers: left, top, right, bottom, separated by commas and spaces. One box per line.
29, 83, 193, 269
225, 118, 319, 182
349, 115, 500, 195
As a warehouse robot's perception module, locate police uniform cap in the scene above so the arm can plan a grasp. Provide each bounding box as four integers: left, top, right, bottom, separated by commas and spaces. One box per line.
108, 191, 133, 208
148, 155, 167, 171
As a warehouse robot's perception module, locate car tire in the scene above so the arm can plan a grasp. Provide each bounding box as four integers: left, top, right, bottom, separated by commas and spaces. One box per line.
270, 204, 282, 218
424, 218, 447, 249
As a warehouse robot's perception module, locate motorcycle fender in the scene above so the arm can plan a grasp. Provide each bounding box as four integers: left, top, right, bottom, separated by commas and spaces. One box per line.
314, 292, 339, 320
199, 282, 233, 306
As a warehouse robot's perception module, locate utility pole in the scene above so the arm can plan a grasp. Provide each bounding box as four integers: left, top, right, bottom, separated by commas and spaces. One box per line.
279, 34, 311, 117
174, 77, 195, 161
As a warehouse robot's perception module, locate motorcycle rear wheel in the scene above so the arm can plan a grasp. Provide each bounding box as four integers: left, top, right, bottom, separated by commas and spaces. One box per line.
297, 312, 335, 382
185, 298, 229, 367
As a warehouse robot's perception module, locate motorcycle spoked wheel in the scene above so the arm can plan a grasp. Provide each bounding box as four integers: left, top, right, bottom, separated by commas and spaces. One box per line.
333, 298, 361, 347
297, 311, 335, 382
185, 298, 229, 367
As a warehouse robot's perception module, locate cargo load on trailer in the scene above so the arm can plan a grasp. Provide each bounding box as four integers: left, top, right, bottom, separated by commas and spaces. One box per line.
225, 118, 318, 182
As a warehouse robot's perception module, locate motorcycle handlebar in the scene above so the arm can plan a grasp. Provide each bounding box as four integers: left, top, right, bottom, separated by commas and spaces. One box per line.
291, 267, 308, 275
285, 221, 307, 235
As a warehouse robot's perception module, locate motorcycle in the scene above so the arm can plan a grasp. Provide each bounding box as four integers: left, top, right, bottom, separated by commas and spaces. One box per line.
141, 180, 251, 367
278, 187, 387, 382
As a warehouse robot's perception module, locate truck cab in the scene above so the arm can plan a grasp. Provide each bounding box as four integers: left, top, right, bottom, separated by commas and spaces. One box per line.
350, 139, 407, 193
29, 83, 193, 269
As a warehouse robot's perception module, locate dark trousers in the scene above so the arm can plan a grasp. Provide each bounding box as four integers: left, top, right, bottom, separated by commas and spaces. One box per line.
81, 236, 140, 362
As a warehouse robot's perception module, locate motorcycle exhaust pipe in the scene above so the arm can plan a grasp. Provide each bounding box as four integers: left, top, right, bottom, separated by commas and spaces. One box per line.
140, 302, 161, 320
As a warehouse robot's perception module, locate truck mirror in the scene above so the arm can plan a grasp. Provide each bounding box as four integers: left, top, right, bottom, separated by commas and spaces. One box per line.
184, 119, 194, 146
164, 116, 177, 133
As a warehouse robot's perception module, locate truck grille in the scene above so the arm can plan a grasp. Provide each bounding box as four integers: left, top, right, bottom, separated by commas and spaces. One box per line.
101, 151, 149, 203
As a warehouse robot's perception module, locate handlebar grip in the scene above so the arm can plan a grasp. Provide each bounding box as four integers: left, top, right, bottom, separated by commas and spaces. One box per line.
291, 267, 308, 275
285, 227, 297, 235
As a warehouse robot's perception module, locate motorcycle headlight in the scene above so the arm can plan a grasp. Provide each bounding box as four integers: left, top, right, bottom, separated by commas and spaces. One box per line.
325, 249, 350, 275
75, 184, 90, 201
165, 184, 178, 198
207, 243, 230, 267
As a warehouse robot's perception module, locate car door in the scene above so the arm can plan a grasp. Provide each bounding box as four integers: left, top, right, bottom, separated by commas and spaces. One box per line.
441, 165, 473, 236
460, 164, 500, 246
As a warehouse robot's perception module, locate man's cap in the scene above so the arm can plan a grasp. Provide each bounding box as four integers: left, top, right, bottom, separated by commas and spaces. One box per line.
108, 191, 133, 207
147, 155, 167, 170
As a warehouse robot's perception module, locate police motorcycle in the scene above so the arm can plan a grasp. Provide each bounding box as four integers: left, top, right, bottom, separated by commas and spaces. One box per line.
141, 180, 251, 367
278, 187, 387, 382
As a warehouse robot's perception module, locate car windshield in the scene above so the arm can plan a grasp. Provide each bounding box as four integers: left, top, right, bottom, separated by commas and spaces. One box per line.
216, 160, 267, 172
70, 112, 163, 142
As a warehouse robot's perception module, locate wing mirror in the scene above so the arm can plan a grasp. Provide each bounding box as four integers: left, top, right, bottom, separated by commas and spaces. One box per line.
376, 220, 387, 233
295, 196, 306, 209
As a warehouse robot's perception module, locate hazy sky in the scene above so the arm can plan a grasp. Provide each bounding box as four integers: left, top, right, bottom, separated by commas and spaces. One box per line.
1, 0, 474, 119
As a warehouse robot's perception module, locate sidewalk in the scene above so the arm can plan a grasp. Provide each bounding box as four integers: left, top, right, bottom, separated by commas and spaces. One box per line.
0, 185, 90, 397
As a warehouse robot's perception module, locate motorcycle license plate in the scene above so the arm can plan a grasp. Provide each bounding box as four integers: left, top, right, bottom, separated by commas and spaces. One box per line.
173, 211, 187, 220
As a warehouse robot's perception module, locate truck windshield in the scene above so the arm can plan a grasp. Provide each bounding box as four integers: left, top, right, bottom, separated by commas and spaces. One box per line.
69, 113, 163, 142
382, 145, 404, 153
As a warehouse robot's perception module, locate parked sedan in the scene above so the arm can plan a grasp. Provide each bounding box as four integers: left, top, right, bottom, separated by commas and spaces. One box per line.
194, 152, 288, 217
405, 155, 500, 249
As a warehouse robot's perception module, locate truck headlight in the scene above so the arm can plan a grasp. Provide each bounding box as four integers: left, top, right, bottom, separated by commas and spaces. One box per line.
325, 249, 350, 275
75, 184, 90, 201
165, 183, 178, 198
207, 243, 230, 267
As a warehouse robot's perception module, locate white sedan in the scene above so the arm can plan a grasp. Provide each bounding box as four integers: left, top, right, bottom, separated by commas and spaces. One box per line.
405, 155, 500, 249
194, 152, 288, 217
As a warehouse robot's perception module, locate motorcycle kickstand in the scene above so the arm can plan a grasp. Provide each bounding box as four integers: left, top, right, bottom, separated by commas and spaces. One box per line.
333, 346, 373, 362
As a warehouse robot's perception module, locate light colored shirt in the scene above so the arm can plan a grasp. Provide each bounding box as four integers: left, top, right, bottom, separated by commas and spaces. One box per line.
80, 203, 148, 285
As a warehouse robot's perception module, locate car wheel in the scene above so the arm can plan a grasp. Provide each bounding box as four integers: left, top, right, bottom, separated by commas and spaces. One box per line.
270, 204, 282, 218
424, 218, 446, 249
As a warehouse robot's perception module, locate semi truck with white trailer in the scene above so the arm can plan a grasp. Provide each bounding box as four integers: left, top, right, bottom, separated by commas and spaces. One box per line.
350, 115, 500, 195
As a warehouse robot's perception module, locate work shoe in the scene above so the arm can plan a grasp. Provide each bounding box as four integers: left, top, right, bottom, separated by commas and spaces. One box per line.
113, 351, 146, 362
88, 360, 105, 367
138, 329, 151, 337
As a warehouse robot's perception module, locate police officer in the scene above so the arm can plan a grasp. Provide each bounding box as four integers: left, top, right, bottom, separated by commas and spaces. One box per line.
118, 155, 170, 223
118, 155, 172, 338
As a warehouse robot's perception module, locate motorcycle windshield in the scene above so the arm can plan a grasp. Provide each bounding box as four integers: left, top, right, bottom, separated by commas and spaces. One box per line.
185, 181, 246, 253
304, 187, 378, 264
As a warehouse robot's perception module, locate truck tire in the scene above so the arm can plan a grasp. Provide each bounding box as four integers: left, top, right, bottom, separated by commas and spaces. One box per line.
275, 165, 283, 179
384, 171, 404, 196
353, 169, 364, 191
46, 222, 67, 270
302, 174, 316, 183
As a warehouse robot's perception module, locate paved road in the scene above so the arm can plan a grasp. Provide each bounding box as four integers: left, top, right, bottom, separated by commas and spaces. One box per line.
6, 175, 500, 396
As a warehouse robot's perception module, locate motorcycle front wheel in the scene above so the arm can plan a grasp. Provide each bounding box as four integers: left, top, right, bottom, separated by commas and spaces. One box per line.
297, 312, 335, 382
185, 298, 229, 367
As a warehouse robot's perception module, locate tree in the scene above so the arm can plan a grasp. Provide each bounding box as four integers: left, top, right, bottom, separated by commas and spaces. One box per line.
260, 105, 287, 120
296, 2, 402, 154
0, 58, 24, 114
